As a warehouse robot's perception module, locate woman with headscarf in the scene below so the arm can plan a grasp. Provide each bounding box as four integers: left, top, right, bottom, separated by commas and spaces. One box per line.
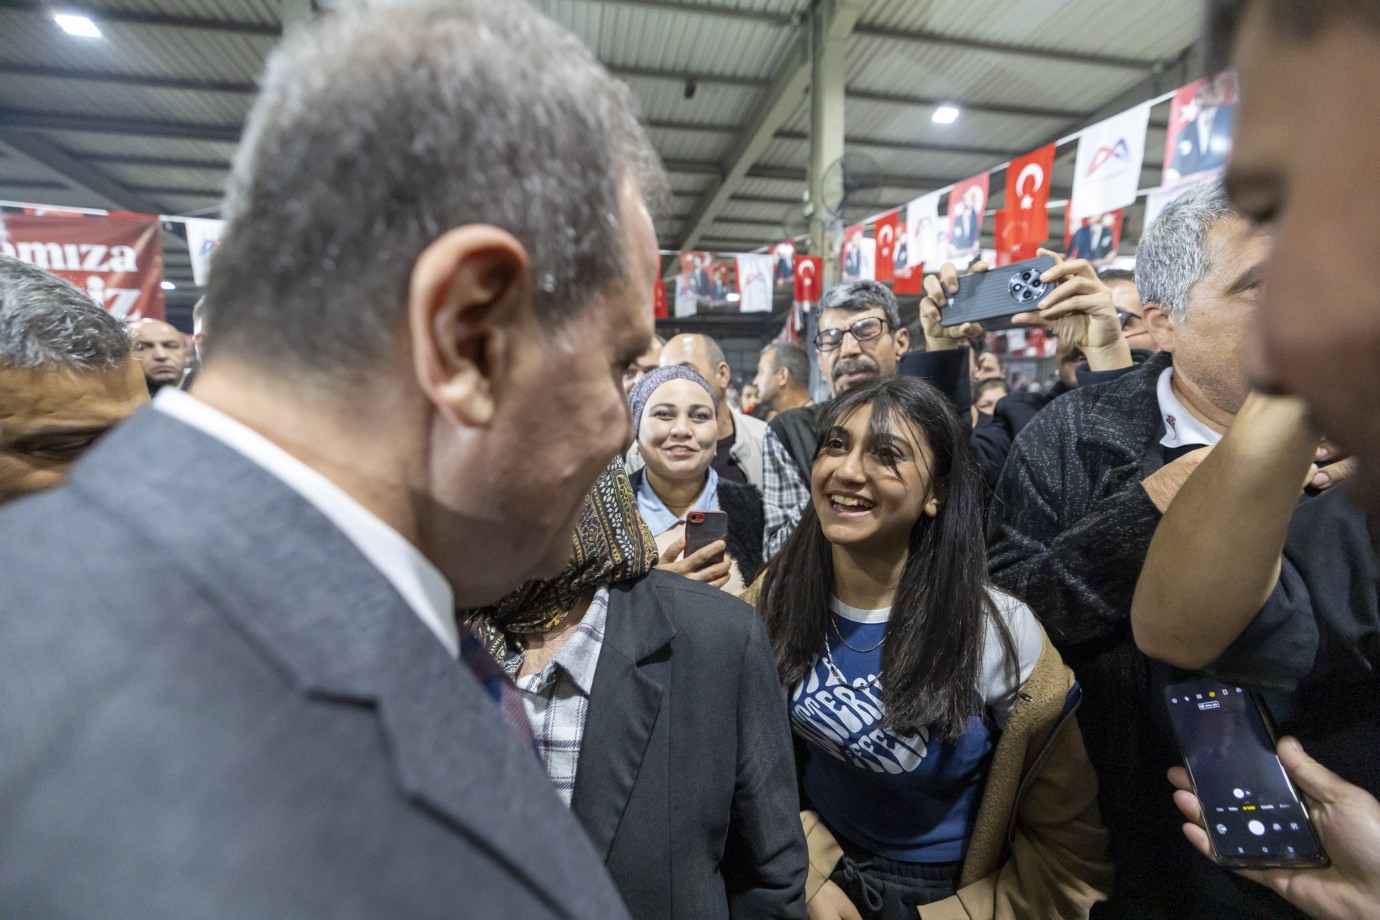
627, 365, 765, 596
464, 457, 806, 920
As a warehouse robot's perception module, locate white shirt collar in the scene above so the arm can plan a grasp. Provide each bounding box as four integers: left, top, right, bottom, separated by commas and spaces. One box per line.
153, 388, 458, 656
829, 597, 891, 624
1156, 366, 1224, 451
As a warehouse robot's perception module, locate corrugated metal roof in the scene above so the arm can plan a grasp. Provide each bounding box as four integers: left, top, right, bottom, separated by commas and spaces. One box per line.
0, 75, 252, 126
0, 0, 1210, 299
536, 0, 797, 81
860, 0, 1202, 62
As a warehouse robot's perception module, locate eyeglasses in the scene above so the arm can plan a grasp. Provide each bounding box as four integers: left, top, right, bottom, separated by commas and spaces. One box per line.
1116, 309, 1139, 330
814, 316, 892, 352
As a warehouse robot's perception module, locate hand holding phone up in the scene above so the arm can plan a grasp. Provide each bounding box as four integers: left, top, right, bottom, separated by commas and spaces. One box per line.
1010, 249, 1132, 372
919, 260, 989, 352
1170, 737, 1380, 920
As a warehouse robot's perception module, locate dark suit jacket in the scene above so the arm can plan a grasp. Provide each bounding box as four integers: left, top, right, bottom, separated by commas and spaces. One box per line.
572, 570, 806, 919
0, 408, 630, 919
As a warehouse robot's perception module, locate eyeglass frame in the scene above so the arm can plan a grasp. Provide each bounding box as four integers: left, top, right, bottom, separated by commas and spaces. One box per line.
814, 315, 894, 352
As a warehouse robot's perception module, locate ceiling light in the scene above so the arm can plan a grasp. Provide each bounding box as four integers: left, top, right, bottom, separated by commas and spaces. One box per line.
932, 105, 961, 125
161, 281, 176, 290
53, 13, 101, 37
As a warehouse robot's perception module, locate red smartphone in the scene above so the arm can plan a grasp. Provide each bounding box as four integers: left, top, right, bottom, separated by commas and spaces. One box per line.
684, 510, 727, 564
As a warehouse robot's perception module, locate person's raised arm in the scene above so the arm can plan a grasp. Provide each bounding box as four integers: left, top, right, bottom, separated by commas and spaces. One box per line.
1130, 392, 1317, 668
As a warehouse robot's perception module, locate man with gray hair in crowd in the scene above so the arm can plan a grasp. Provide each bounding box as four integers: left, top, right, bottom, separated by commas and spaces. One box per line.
989, 176, 1344, 918
0, 1, 668, 917
751, 341, 812, 423
0, 255, 146, 505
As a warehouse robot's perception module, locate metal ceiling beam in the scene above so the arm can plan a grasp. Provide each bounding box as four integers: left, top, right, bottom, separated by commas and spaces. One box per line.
747, 164, 953, 190
846, 89, 1085, 120
0, 108, 243, 143
850, 24, 1159, 71
82, 154, 232, 171
0, 64, 257, 95
607, 65, 768, 89
0, 0, 281, 36
730, 193, 801, 205
775, 129, 1014, 158
0, 131, 164, 213
647, 120, 1018, 159
663, 159, 722, 177
565, 0, 795, 26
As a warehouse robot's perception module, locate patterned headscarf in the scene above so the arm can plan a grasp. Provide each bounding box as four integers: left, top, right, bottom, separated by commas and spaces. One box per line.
627, 364, 716, 440
463, 455, 658, 664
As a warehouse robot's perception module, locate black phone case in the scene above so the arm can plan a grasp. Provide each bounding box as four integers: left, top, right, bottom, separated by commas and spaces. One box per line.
940, 255, 1058, 327
684, 511, 727, 563
1163, 679, 1329, 870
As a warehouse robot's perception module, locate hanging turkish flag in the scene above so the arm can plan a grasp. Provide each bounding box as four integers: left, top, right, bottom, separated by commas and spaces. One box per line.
793, 255, 822, 303
873, 211, 899, 282
993, 210, 1040, 266
1004, 144, 1055, 248
653, 276, 668, 319
892, 259, 925, 295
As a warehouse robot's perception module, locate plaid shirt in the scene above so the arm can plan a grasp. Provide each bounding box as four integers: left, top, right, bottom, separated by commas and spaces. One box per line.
762, 427, 811, 559
508, 586, 609, 805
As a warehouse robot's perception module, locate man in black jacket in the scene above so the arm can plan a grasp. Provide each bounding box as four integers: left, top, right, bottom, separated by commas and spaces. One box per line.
988, 177, 1300, 919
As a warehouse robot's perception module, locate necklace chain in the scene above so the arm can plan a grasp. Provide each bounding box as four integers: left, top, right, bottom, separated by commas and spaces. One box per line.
829, 612, 886, 653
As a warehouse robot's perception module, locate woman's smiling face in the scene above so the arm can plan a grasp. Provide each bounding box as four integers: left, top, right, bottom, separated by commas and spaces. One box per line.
810, 402, 938, 552
638, 378, 718, 482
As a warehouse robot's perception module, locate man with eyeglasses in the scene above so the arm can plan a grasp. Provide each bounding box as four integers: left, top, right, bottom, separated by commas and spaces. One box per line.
1099, 267, 1159, 354
760, 281, 909, 558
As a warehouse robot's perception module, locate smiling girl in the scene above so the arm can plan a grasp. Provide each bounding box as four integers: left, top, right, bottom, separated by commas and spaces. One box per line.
754, 375, 1111, 919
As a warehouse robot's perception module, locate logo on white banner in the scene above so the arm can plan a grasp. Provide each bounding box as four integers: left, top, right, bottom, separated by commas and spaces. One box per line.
1070, 104, 1150, 222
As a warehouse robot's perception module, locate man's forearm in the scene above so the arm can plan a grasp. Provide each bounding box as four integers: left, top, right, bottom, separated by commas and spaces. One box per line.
1131, 395, 1317, 668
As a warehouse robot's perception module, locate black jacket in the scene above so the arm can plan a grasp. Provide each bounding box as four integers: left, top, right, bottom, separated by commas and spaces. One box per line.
573, 569, 807, 920
630, 469, 765, 586
988, 352, 1314, 919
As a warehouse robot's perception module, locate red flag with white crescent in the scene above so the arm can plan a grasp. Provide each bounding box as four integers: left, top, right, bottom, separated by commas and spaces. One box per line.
1004, 144, 1055, 248
874, 210, 899, 282
653, 276, 668, 319
793, 255, 822, 303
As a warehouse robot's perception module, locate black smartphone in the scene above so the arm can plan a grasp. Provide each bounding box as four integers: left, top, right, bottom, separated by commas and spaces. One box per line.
684, 510, 727, 564
1164, 678, 1328, 869
940, 255, 1058, 327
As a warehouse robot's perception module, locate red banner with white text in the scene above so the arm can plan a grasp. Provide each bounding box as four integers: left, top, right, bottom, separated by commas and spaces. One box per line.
0, 212, 165, 320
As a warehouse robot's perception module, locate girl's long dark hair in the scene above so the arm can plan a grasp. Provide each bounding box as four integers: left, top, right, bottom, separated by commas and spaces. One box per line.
758, 375, 1016, 739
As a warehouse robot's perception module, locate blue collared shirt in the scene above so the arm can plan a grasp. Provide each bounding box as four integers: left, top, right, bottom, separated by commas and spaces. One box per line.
636, 467, 720, 536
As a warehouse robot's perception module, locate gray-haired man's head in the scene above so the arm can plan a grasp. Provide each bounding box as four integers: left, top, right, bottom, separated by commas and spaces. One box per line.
193, 0, 669, 605
816, 280, 909, 395
0, 256, 147, 504
1136, 176, 1271, 418
205, 0, 666, 384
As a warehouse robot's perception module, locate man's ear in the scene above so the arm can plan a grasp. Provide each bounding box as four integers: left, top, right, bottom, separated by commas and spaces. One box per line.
1143, 302, 1177, 354
716, 361, 731, 393
893, 323, 910, 360
408, 226, 529, 428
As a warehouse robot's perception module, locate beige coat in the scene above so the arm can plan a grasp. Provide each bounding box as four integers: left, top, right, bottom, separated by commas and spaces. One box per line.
801, 631, 1113, 920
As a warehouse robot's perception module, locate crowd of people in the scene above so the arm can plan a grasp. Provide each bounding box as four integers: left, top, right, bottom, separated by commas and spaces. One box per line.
1, 0, 1379, 918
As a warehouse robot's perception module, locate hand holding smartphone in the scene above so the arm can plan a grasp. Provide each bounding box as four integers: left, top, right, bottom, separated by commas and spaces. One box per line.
940, 255, 1059, 328
683, 510, 727, 564
1165, 678, 1328, 869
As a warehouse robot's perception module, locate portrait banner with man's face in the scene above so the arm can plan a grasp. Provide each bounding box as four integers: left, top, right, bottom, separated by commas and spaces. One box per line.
1163, 74, 1237, 187
946, 173, 990, 264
